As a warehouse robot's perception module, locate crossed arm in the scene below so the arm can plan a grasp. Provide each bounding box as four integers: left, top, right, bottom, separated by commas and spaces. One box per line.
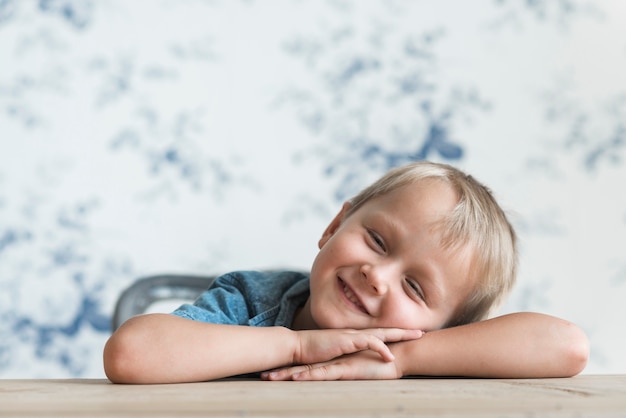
103, 312, 589, 384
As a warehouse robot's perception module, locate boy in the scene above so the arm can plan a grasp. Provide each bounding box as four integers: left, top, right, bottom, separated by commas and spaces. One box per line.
104, 161, 589, 383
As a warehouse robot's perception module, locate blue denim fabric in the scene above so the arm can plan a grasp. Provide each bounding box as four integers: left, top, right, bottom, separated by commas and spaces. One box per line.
171, 270, 310, 328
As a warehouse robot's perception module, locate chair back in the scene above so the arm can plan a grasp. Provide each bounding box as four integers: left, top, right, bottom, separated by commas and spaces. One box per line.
112, 274, 215, 331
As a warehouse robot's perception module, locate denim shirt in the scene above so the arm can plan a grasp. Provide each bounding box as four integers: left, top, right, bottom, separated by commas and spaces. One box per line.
171, 270, 310, 328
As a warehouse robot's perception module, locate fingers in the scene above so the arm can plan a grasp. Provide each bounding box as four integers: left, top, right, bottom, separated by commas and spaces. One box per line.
262, 363, 343, 381
261, 364, 315, 381
262, 352, 400, 381
368, 328, 423, 343
296, 328, 423, 365
350, 329, 422, 361
292, 365, 335, 381
352, 333, 395, 362
266, 330, 421, 381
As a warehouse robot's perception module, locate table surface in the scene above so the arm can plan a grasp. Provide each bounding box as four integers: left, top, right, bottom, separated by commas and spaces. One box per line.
1, 375, 625, 417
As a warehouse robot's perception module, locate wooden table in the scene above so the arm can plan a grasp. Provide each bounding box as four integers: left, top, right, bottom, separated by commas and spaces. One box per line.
1, 375, 624, 417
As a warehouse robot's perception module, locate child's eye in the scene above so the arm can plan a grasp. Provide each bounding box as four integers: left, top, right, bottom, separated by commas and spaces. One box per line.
405, 278, 425, 301
367, 230, 386, 252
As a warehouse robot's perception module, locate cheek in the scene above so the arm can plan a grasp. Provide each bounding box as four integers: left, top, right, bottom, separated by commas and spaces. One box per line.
309, 298, 341, 329
380, 297, 453, 331
379, 300, 425, 329
319, 231, 365, 260
311, 241, 339, 274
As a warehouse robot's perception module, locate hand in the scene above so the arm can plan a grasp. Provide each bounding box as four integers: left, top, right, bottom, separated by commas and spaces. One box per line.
287, 327, 421, 368
262, 348, 402, 381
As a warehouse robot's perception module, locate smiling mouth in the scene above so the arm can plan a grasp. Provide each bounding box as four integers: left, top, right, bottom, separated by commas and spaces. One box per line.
339, 279, 368, 314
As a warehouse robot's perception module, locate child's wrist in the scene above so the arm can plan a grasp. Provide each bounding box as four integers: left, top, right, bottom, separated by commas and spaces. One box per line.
389, 342, 408, 377
285, 327, 302, 365
389, 338, 423, 377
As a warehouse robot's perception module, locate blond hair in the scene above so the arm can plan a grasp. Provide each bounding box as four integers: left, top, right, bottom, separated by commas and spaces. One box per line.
345, 161, 517, 327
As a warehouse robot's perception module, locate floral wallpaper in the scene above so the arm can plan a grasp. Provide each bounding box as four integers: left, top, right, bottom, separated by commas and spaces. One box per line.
1, 0, 625, 377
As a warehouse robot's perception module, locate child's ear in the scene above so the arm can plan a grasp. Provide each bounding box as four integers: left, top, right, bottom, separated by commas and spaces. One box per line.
319, 202, 352, 249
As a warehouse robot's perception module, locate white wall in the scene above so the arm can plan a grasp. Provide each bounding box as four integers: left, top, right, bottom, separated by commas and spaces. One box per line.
1, 0, 625, 377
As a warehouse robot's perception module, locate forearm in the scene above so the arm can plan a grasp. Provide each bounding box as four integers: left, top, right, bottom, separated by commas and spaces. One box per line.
392, 312, 589, 378
103, 314, 297, 383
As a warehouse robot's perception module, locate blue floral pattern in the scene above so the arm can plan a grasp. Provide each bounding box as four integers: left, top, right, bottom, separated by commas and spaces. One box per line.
1, 0, 624, 377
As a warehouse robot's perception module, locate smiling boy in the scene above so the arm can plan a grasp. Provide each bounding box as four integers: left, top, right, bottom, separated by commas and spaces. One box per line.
296, 178, 477, 332
104, 161, 588, 383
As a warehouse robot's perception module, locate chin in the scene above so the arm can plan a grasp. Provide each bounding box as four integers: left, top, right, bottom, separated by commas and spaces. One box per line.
311, 310, 346, 329
314, 313, 364, 330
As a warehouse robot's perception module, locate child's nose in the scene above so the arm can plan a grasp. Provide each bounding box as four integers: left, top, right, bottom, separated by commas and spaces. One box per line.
360, 264, 391, 295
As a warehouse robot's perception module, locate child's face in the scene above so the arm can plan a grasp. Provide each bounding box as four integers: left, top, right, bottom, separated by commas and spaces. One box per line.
300, 180, 477, 332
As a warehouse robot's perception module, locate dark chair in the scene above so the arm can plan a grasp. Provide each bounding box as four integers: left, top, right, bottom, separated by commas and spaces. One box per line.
111, 274, 216, 331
